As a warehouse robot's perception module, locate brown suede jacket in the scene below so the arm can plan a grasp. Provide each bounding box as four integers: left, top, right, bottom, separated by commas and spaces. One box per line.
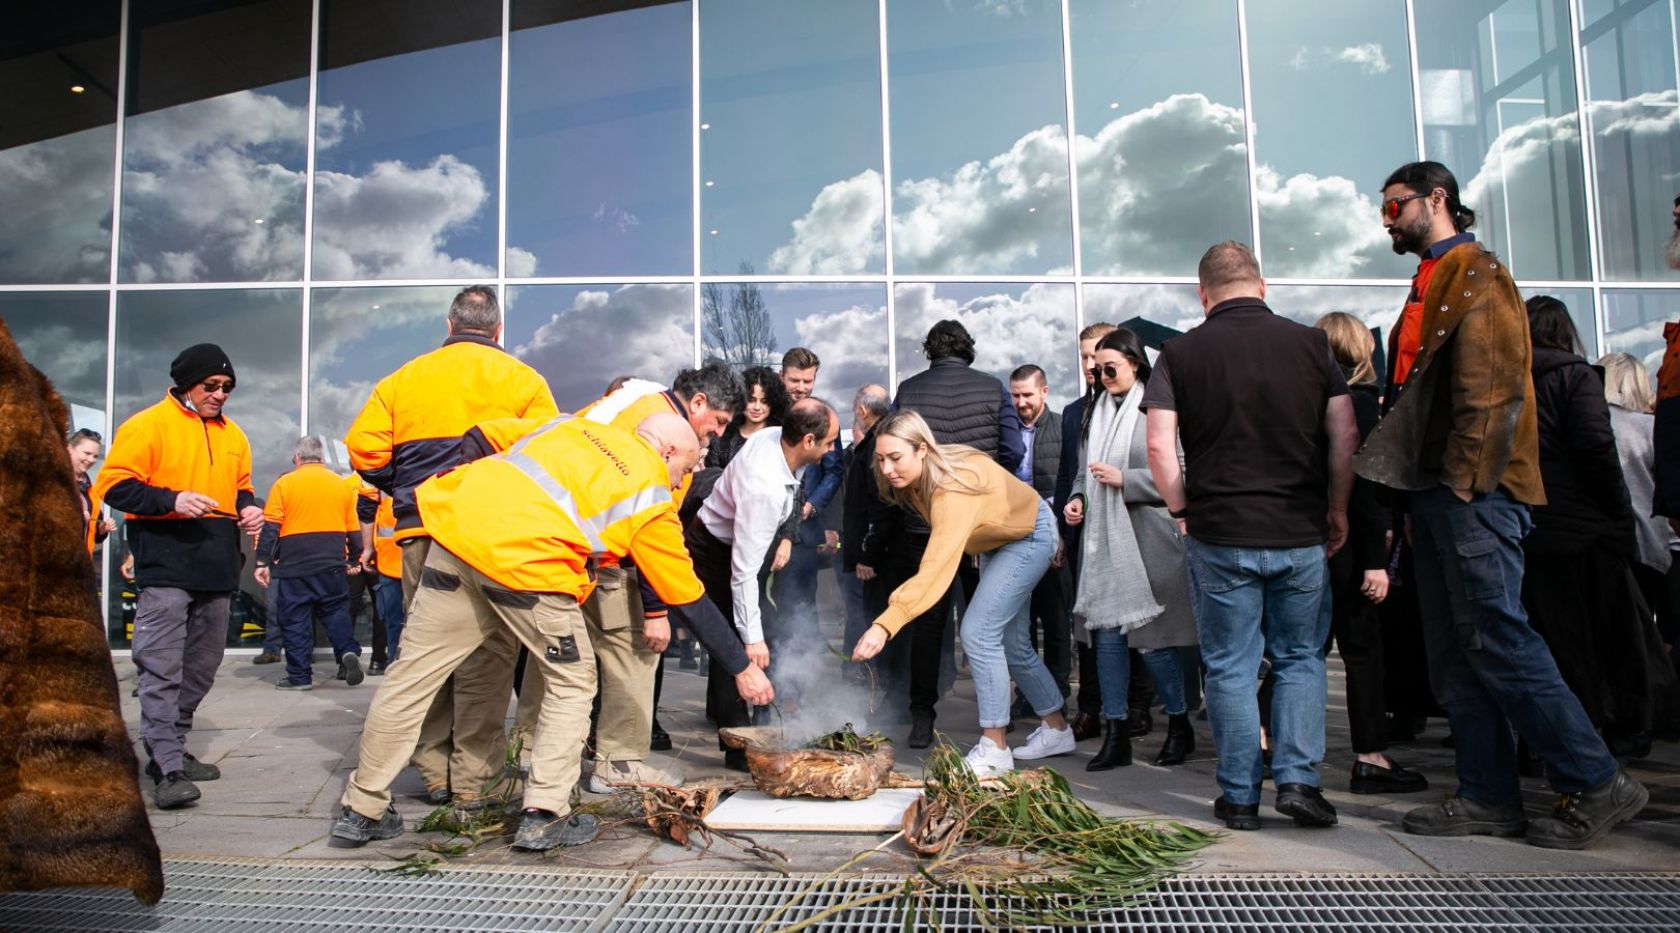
1353, 241, 1545, 505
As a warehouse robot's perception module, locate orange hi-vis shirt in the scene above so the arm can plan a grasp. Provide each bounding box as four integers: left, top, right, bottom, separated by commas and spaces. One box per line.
414, 416, 705, 606
577, 379, 696, 507
345, 334, 558, 544
256, 462, 359, 579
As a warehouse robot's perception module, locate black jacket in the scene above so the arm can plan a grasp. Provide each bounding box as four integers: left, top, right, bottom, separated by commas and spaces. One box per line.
1053, 396, 1085, 535
843, 423, 888, 571
895, 358, 1025, 473
1526, 347, 1637, 556
1346, 384, 1387, 572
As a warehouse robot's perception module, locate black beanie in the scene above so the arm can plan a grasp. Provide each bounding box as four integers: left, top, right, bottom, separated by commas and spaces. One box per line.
170, 343, 236, 390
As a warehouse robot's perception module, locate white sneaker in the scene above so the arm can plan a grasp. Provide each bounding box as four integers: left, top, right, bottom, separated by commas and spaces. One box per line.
963, 736, 1015, 777
1012, 722, 1077, 760
587, 756, 684, 794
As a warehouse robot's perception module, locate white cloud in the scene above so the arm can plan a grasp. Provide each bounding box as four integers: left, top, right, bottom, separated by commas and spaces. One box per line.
513, 285, 696, 409
767, 169, 884, 275
506, 246, 538, 278
1336, 43, 1392, 75
311, 154, 494, 280
785, 297, 890, 397
0, 126, 115, 283
1288, 46, 1312, 71
892, 282, 1081, 407
592, 203, 643, 235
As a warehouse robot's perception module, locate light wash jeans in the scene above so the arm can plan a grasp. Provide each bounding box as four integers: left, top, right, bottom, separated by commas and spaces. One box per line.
1093, 630, 1188, 720
963, 501, 1063, 729
1184, 537, 1330, 806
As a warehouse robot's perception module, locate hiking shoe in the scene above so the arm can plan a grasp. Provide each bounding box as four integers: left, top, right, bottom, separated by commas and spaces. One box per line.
1214, 795, 1260, 831
512, 810, 599, 851
329, 804, 404, 848
1402, 795, 1528, 838
588, 757, 684, 794
1012, 722, 1076, 760
146, 752, 220, 784
962, 736, 1014, 778
426, 786, 453, 805
275, 679, 313, 691
1275, 783, 1338, 827
907, 711, 934, 749
1527, 771, 1649, 851
340, 652, 364, 687
251, 651, 281, 665
650, 719, 672, 752
154, 771, 201, 809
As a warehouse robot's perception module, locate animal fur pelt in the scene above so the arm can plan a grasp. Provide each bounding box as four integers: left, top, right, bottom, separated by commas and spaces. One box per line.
0, 318, 163, 905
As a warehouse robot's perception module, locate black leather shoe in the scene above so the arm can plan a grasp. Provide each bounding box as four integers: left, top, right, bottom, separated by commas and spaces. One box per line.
1402, 795, 1527, 837
368, 659, 387, 675
724, 749, 750, 773
1350, 759, 1428, 795
1527, 771, 1649, 851
649, 719, 672, 752
154, 771, 201, 809
1154, 713, 1195, 766
1086, 720, 1132, 771
1125, 706, 1153, 738
1275, 783, 1337, 827
1214, 795, 1260, 831
1069, 711, 1101, 742
907, 712, 934, 749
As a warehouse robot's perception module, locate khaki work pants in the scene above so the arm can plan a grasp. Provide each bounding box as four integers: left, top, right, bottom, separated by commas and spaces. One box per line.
515, 565, 657, 762
345, 545, 595, 818
402, 537, 516, 796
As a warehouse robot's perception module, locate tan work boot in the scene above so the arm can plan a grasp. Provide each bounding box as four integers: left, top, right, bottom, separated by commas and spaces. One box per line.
587, 755, 684, 793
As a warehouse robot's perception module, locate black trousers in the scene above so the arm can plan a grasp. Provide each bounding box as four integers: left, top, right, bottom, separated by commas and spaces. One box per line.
1064, 525, 1103, 716
879, 538, 956, 719
1524, 549, 1654, 736
686, 520, 753, 738
1026, 563, 1072, 697
1329, 546, 1390, 754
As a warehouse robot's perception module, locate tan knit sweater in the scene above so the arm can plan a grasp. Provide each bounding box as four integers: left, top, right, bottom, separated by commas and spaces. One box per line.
873, 452, 1041, 637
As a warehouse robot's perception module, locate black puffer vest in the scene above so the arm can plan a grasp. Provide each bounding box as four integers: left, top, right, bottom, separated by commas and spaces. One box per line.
896, 358, 1005, 456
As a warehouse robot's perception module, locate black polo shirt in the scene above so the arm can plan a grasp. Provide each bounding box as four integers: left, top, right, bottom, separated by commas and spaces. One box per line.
1141, 297, 1347, 548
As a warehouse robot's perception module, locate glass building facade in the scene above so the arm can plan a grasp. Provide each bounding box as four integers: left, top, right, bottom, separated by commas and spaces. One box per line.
3, 0, 1678, 647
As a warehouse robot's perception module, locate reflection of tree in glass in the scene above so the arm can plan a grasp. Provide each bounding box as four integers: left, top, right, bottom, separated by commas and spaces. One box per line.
703, 263, 778, 368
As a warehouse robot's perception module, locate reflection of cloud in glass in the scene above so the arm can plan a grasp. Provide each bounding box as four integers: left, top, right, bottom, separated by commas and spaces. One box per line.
511, 285, 695, 410
3, 293, 109, 420
308, 286, 458, 449
893, 283, 1077, 407
0, 126, 115, 284
313, 154, 497, 279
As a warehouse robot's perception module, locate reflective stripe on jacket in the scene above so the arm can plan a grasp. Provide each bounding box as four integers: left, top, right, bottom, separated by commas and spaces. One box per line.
415, 416, 704, 605
256, 463, 359, 579
344, 333, 558, 542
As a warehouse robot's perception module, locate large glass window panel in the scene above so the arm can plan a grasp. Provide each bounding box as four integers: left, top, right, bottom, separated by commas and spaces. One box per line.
507, 2, 691, 277
0, 5, 121, 284
894, 283, 1076, 408
309, 286, 460, 465
1582, 0, 1680, 281
704, 284, 888, 399
1069, 0, 1248, 277
1082, 283, 1204, 348
311, 0, 502, 280
119, 0, 312, 283
111, 289, 302, 648
2, 292, 110, 433
887, 0, 1074, 275
507, 284, 695, 410
1246, 2, 1416, 278
1602, 288, 1676, 377
702, 0, 883, 276
1416, 0, 1592, 280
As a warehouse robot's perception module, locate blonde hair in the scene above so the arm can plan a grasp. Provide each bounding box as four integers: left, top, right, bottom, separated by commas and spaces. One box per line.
1314, 311, 1377, 387
1598, 352, 1655, 413
871, 410, 983, 516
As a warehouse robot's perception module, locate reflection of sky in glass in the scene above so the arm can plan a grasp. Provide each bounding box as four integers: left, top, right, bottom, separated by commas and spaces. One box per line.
506, 3, 691, 277
1604, 289, 1680, 377
119, 81, 309, 283
1416, 0, 1590, 281
3, 292, 109, 429
0, 125, 116, 285
308, 286, 459, 458
508, 284, 696, 410
1247, 2, 1415, 279
886, 0, 1073, 275
1582, 0, 1680, 281
1069, 0, 1249, 277
312, 39, 501, 279
703, 284, 888, 402
1084, 283, 1204, 339
702, 0, 883, 276
893, 283, 1077, 408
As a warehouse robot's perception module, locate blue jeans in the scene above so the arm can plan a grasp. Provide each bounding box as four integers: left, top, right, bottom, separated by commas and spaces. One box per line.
1409, 486, 1618, 804
964, 501, 1062, 728
1093, 629, 1188, 720
373, 573, 406, 661
1184, 537, 1330, 805
273, 569, 361, 685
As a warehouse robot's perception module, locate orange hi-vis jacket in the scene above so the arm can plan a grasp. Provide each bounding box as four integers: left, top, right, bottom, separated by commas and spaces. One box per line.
345, 333, 558, 544
93, 390, 256, 592
255, 463, 360, 579
577, 379, 696, 506
414, 416, 704, 608
355, 480, 403, 579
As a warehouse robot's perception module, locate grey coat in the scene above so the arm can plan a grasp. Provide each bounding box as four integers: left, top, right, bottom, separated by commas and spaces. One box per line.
1075, 406, 1198, 650
1610, 405, 1676, 573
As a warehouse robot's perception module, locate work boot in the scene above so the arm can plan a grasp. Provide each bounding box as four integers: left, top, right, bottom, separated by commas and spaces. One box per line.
588, 757, 684, 794
513, 810, 599, 851
650, 719, 672, 752
1155, 713, 1195, 766
145, 752, 220, 784
251, 651, 281, 665
368, 659, 387, 675
1214, 796, 1260, 831
1125, 706, 1153, 738
1085, 719, 1132, 771
425, 785, 453, 805
907, 711, 934, 749
1275, 783, 1338, 827
329, 804, 404, 848
1069, 711, 1101, 741
1402, 795, 1528, 838
678, 639, 697, 670
340, 652, 364, 687
1526, 771, 1649, 851
153, 771, 201, 809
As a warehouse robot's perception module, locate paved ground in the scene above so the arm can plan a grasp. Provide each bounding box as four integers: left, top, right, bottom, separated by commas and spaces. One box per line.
120, 640, 1680, 878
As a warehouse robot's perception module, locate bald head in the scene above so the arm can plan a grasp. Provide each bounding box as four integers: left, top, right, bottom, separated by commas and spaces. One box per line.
636, 411, 702, 489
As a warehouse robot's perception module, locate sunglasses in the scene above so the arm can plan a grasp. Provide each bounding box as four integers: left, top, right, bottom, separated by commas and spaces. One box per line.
1381, 191, 1431, 223
1091, 363, 1128, 380
199, 380, 235, 395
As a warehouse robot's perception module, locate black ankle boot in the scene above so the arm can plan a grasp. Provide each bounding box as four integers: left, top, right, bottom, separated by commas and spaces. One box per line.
1155, 713, 1195, 766
1086, 720, 1133, 771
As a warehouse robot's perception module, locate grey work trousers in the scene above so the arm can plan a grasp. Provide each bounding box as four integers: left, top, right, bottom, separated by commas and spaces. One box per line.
132, 586, 230, 773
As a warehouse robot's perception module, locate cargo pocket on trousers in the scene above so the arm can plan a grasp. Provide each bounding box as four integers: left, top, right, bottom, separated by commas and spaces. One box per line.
591, 565, 630, 631
535, 608, 583, 665
1453, 534, 1504, 603
420, 567, 461, 591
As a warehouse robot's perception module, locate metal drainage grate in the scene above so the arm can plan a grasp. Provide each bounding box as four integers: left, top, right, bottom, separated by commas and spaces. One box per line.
0, 859, 633, 933
600, 871, 1680, 932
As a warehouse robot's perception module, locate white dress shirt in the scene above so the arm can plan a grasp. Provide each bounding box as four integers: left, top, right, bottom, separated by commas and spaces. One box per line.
696, 428, 803, 644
